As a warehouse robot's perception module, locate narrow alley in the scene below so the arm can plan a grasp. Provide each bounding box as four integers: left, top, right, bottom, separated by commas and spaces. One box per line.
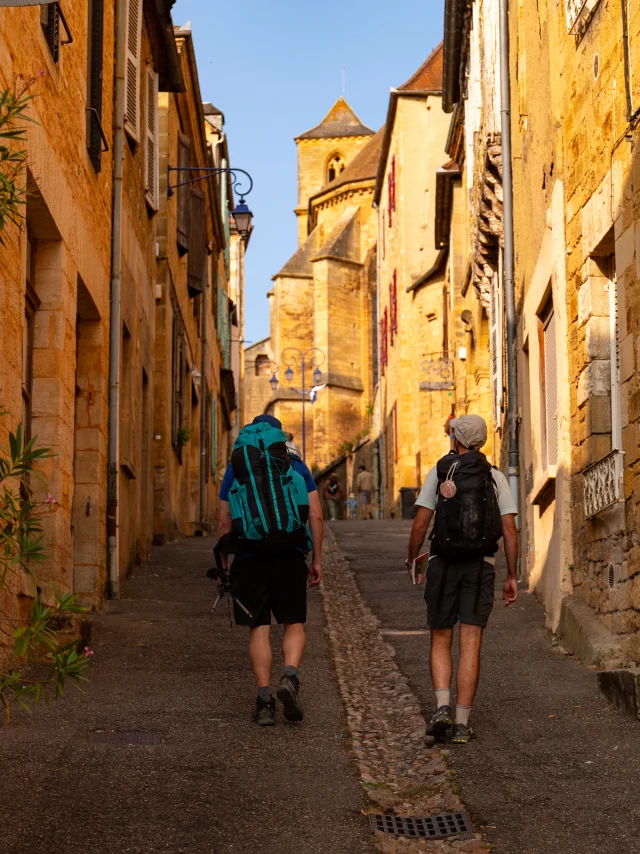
2, 525, 640, 853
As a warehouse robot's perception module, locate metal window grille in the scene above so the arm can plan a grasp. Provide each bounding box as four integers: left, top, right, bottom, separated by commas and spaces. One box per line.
41, 3, 71, 62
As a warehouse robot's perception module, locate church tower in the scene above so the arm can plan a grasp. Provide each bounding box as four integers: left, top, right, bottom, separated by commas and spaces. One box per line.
294, 97, 374, 245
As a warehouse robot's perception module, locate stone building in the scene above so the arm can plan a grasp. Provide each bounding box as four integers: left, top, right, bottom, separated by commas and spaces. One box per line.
0, 0, 118, 611
152, 27, 237, 544
373, 45, 457, 515
441, 0, 640, 673
0, 1, 245, 659
246, 98, 382, 469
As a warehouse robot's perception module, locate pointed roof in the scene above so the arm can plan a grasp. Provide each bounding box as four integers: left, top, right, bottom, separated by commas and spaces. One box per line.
273, 229, 319, 279
398, 42, 444, 93
296, 97, 374, 141
312, 207, 360, 263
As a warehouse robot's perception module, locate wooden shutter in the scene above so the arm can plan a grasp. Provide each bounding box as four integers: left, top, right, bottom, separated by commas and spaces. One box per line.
124, 0, 142, 140
145, 67, 159, 208
187, 188, 206, 296
176, 133, 191, 253
41, 3, 60, 62
543, 309, 558, 466
87, 0, 104, 172
490, 268, 503, 426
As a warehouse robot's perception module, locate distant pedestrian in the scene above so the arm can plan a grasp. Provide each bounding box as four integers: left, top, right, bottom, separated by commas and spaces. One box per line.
323, 473, 344, 521
406, 414, 518, 744
216, 414, 324, 727
355, 464, 374, 519
346, 492, 358, 520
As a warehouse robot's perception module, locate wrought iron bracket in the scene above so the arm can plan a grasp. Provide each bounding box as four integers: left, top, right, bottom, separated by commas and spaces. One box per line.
167, 166, 253, 199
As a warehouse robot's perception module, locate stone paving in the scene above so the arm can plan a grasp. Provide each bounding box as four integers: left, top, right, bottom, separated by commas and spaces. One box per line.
321, 530, 485, 854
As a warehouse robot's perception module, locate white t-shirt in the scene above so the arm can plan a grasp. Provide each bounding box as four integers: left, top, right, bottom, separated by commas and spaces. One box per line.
415, 462, 517, 564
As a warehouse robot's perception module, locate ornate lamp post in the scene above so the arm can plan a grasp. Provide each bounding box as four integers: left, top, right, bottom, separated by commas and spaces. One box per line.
269, 347, 326, 459
167, 166, 254, 236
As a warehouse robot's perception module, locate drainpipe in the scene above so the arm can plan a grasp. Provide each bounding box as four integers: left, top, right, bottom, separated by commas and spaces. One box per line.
107, 0, 126, 598
373, 200, 385, 518
199, 252, 209, 523
499, 0, 519, 515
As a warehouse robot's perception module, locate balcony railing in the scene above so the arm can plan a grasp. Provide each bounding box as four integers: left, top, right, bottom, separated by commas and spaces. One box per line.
583, 450, 623, 519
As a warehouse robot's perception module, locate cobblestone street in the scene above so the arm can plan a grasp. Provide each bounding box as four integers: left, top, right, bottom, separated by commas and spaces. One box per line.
2, 525, 640, 854
331, 521, 640, 854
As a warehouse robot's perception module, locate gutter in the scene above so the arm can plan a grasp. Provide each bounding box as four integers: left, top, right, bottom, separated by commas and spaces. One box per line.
499, 0, 520, 517
107, 0, 126, 598
406, 248, 448, 293
443, 0, 466, 113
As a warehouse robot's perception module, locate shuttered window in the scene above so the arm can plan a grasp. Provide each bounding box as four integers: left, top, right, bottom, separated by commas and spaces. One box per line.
41, 3, 60, 62
87, 0, 104, 173
176, 133, 191, 254
124, 0, 142, 141
489, 267, 504, 427
187, 188, 206, 296
145, 67, 159, 208
542, 307, 558, 468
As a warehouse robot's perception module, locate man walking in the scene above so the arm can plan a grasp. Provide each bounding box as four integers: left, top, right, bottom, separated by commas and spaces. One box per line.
217, 414, 324, 726
406, 415, 518, 744
322, 473, 344, 521
355, 464, 374, 519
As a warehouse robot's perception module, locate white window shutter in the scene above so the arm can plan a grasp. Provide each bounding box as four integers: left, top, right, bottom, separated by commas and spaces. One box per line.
124, 0, 142, 140
543, 310, 558, 466
145, 67, 159, 208
490, 268, 503, 428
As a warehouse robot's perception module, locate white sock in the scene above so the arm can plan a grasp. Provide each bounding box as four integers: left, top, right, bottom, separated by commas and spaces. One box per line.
456, 704, 472, 726
435, 689, 450, 709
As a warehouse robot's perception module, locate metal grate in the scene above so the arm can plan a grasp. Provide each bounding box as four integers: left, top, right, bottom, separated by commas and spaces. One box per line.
86, 730, 162, 745
369, 812, 473, 840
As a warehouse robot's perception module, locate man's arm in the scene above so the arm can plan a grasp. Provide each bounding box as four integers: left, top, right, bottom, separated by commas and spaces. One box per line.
307, 490, 324, 587
501, 513, 518, 605
407, 506, 434, 583
217, 500, 232, 570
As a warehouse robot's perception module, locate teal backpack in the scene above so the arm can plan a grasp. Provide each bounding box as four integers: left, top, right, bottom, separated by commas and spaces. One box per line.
226, 423, 312, 553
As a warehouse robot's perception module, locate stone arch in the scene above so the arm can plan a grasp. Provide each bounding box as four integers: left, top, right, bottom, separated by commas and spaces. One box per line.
326, 151, 345, 183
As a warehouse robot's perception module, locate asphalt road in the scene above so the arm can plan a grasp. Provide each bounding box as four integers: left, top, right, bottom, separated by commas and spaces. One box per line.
0, 538, 373, 854
331, 519, 640, 854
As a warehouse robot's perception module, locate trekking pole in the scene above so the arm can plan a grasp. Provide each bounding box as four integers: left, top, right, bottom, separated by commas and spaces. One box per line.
208, 542, 254, 620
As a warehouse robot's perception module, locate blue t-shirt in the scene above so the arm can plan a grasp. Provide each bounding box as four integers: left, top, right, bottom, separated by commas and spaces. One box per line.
219, 456, 317, 501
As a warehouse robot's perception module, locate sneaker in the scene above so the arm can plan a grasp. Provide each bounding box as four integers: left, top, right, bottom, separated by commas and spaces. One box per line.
451, 722, 475, 744
253, 695, 276, 726
426, 705, 453, 740
276, 673, 304, 722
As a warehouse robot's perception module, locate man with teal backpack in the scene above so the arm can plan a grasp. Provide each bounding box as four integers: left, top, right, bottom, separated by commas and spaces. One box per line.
216, 415, 324, 726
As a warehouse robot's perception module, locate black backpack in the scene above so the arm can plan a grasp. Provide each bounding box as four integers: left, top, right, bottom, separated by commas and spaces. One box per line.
430, 450, 503, 560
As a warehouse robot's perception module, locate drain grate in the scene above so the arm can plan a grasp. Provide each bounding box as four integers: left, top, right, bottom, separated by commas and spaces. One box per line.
86, 730, 162, 746
369, 811, 473, 839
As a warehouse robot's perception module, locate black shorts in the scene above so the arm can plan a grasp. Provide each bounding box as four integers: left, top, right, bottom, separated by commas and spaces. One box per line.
230, 551, 309, 627
425, 555, 495, 629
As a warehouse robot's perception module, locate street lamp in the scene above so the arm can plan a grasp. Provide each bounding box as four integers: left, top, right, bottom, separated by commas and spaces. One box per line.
167, 166, 254, 237
231, 198, 253, 236
269, 373, 278, 392
280, 347, 326, 460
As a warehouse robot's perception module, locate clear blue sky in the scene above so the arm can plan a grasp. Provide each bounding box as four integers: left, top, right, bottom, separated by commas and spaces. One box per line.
173, 0, 444, 347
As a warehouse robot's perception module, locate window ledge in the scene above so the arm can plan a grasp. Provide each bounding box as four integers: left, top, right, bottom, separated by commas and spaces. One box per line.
530, 465, 557, 506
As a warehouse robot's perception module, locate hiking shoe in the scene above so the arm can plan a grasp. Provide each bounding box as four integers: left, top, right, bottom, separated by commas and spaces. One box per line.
426, 705, 453, 740
451, 723, 475, 744
276, 673, 304, 722
253, 695, 276, 726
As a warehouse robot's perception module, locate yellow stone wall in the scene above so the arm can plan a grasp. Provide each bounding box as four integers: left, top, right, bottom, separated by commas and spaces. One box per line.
0, 4, 114, 621
378, 95, 454, 513
295, 135, 372, 245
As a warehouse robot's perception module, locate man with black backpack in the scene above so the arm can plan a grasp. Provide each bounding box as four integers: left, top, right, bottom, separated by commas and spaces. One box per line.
406, 414, 518, 744
216, 415, 324, 727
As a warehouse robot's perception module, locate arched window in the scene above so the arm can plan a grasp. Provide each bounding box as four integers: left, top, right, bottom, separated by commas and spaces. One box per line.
255, 354, 271, 377
327, 153, 345, 183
